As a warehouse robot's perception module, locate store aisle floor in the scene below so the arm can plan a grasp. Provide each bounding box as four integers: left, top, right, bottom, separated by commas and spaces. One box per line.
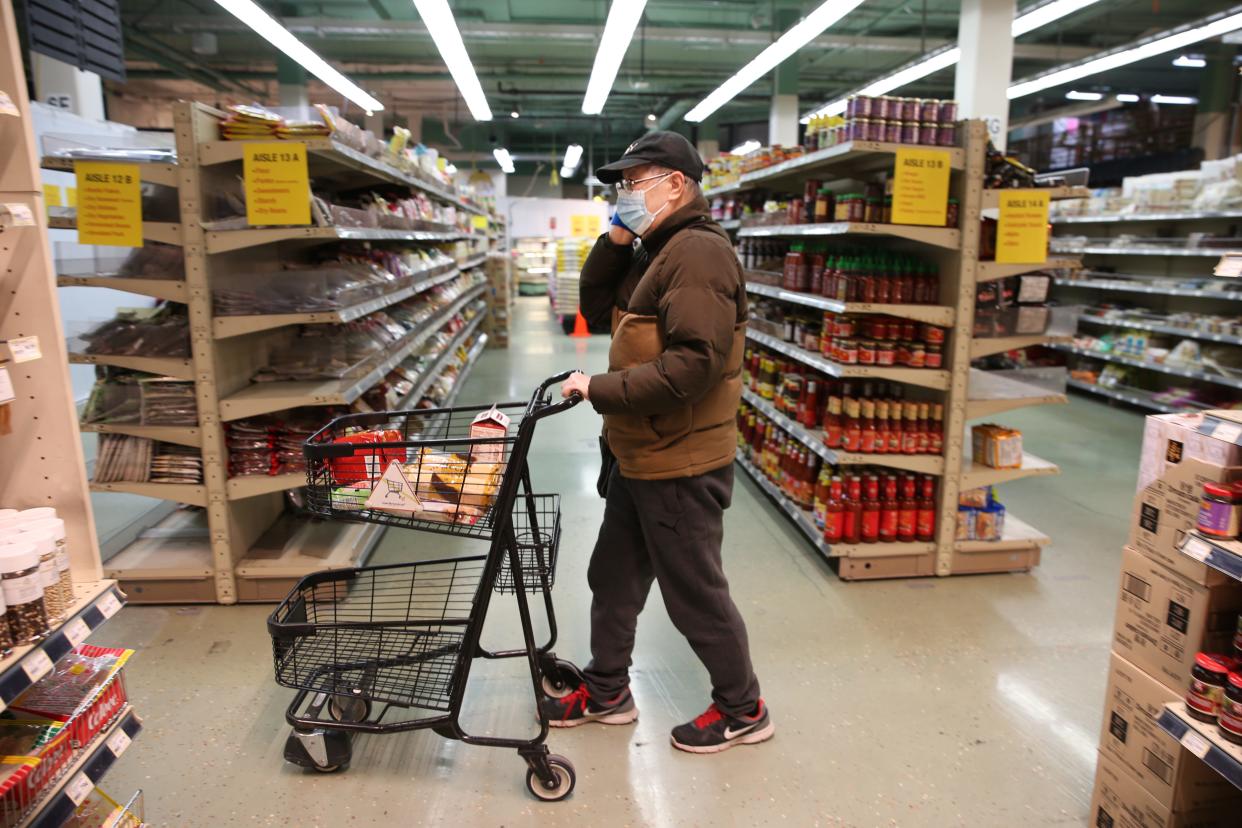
96, 298, 1141, 827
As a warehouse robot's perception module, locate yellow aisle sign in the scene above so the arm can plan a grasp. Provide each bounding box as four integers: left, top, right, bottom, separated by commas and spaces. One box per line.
996, 191, 1051, 264
471, 214, 489, 230
42, 185, 62, 207
584, 214, 601, 236
243, 143, 310, 226
891, 148, 951, 227
570, 214, 601, 236
75, 162, 142, 247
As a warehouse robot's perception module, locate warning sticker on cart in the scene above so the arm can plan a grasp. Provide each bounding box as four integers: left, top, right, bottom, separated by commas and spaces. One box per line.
364, 460, 423, 514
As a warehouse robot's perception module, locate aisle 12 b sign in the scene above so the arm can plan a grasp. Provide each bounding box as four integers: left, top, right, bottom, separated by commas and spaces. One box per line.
996, 191, 1050, 264
243, 143, 310, 226
891, 148, 951, 227
75, 162, 142, 247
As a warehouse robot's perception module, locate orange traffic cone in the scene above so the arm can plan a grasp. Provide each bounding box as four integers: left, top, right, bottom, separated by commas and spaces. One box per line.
571, 308, 590, 338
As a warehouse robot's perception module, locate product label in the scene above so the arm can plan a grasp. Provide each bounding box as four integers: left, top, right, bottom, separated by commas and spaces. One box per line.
20, 649, 52, 684
3, 572, 42, 606
38, 558, 57, 588
1179, 728, 1211, 759
96, 591, 122, 618
7, 336, 41, 363
995, 190, 1050, 264
42, 184, 62, 207
0, 368, 14, 405
75, 161, 143, 247
891, 148, 951, 227
243, 143, 310, 226
1211, 421, 1242, 445
1182, 536, 1212, 562
55, 550, 70, 572
63, 617, 91, 648
64, 771, 93, 806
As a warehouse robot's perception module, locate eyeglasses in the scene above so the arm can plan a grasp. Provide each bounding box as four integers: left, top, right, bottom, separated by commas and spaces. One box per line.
615, 171, 673, 193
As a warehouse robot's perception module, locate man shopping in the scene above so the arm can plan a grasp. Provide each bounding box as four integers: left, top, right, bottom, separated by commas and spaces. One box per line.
544, 131, 772, 754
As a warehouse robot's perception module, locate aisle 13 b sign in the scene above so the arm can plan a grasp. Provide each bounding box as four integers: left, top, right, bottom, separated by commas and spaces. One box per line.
75, 162, 142, 247
891, 148, 951, 227
243, 143, 310, 226
996, 191, 1050, 264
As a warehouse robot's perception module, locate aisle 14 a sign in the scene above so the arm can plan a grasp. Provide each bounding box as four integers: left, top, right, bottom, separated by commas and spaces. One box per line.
75, 162, 142, 247
996, 191, 1051, 264
243, 143, 310, 226
891, 148, 951, 227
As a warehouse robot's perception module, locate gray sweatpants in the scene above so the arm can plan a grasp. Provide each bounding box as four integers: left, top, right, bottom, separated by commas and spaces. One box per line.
582, 463, 761, 718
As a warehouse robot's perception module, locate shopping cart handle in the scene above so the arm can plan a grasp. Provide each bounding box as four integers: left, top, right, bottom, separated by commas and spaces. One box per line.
533, 370, 578, 401
529, 372, 585, 419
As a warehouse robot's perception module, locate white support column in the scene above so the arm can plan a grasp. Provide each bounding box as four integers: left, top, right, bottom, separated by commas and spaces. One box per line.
278, 82, 308, 108
769, 94, 800, 148
696, 138, 720, 160
31, 53, 105, 121
954, 0, 1016, 150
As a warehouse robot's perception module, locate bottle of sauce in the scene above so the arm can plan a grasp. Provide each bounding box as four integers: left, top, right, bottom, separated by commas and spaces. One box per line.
804, 453, 820, 509
887, 386, 904, 454
916, 403, 931, 454
812, 466, 832, 529
842, 397, 862, 452
929, 403, 944, 455
916, 475, 937, 541
861, 475, 880, 543
824, 477, 845, 543
879, 475, 899, 542
823, 385, 844, 448
808, 247, 825, 294
902, 402, 920, 455
897, 475, 917, 542
860, 398, 877, 453
842, 476, 863, 544
874, 399, 890, 454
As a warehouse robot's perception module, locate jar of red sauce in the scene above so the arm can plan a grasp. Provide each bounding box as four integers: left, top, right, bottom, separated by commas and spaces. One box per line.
1198, 482, 1242, 539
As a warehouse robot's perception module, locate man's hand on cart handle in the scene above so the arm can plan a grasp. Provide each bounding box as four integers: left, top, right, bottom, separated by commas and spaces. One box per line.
563, 372, 590, 401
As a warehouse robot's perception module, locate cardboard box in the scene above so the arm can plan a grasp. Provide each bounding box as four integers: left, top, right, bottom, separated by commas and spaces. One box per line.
1098, 653, 1242, 811
1112, 545, 1242, 693
1090, 753, 1241, 828
1138, 412, 1242, 495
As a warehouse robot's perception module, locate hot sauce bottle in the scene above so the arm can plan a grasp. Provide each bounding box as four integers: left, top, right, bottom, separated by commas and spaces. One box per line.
812, 467, 832, 529
824, 477, 844, 543
929, 403, 944, 455
879, 475, 899, 542
874, 399, 890, 455
916, 475, 937, 541
842, 476, 863, 544
842, 397, 863, 452
916, 402, 931, 454
901, 402, 920, 455
861, 475, 881, 543
823, 385, 844, 448
897, 475, 918, 542
860, 398, 877, 453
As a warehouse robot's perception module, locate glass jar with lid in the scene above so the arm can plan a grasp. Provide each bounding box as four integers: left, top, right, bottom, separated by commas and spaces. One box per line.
0, 543, 48, 645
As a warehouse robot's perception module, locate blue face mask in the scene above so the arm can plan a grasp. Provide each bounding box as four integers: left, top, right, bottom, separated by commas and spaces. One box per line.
615, 174, 672, 236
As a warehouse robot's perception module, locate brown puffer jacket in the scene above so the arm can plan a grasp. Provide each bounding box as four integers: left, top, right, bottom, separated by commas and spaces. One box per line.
580, 195, 747, 480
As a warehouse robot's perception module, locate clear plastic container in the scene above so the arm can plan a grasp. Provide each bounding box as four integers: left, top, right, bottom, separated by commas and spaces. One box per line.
19, 519, 73, 621
20, 528, 66, 624
0, 543, 47, 645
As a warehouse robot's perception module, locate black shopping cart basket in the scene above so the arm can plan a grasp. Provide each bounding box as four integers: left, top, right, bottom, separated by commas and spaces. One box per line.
267, 371, 588, 801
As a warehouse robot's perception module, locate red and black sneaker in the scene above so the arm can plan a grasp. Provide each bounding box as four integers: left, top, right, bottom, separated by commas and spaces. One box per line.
540, 684, 639, 728
669, 700, 774, 753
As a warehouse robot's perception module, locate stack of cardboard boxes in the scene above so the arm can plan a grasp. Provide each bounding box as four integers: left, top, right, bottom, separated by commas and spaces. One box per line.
483, 252, 511, 349
1091, 411, 1242, 826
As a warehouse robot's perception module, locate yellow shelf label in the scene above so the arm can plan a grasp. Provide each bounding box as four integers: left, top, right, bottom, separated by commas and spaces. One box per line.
996, 190, 1050, 264
570, 214, 601, 237
243, 143, 310, 226
75, 162, 143, 247
891, 148, 951, 227
42, 184, 62, 207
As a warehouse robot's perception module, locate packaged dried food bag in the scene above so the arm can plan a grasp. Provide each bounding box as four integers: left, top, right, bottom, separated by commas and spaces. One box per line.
328, 429, 404, 485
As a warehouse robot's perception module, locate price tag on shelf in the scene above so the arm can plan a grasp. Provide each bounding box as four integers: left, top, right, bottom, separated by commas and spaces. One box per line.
7, 336, 40, 364
2, 202, 35, 227
996, 190, 1051, 264
1182, 536, 1212, 563
63, 617, 91, 648
1180, 728, 1212, 759
891, 148, 951, 227
21, 649, 53, 684
64, 771, 93, 806
75, 161, 143, 247
243, 143, 310, 226
1211, 420, 1242, 445
95, 591, 122, 619
106, 727, 132, 758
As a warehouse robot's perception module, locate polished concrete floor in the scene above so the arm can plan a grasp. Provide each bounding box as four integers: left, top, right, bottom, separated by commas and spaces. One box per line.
94, 297, 1144, 826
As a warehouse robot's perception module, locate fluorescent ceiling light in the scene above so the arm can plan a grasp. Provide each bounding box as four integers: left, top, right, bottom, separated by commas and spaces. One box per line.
413, 0, 492, 121
1009, 10, 1242, 99
1151, 94, 1199, 104
560, 166, 574, 179
211, 0, 382, 113
802, 0, 1106, 121
686, 0, 866, 123
1115, 93, 1140, 102
562, 143, 584, 173
493, 148, 515, 173
444, 163, 457, 174
1173, 54, 1207, 67
510, 110, 520, 118
582, 0, 649, 115
1065, 90, 1103, 100
731, 140, 761, 156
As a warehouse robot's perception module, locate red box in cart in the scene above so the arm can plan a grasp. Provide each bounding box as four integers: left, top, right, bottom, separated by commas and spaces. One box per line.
10, 645, 133, 750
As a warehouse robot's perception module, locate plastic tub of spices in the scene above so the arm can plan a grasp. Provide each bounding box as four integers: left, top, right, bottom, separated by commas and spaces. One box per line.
1186, 652, 1234, 723
20, 519, 72, 621
18, 507, 56, 523
1198, 482, 1242, 539
15, 529, 65, 625
0, 543, 48, 645
1220, 671, 1242, 744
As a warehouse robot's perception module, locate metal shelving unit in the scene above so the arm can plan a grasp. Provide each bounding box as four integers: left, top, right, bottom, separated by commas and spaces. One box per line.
737, 221, 960, 249
1053, 276, 1242, 301
1063, 378, 1193, 414
1077, 313, 1242, 347
1051, 208, 1242, 224
1049, 343, 1242, 390
744, 278, 955, 326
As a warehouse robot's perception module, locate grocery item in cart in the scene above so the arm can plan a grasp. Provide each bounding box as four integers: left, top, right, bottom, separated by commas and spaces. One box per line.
470, 406, 511, 463
404, 448, 502, 517
327, 429, 404, 485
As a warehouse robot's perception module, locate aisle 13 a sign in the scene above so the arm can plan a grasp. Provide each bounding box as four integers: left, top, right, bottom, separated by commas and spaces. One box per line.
243, 143, 311, 226
996, 191, 1051, 264
75, 162, 142, 247
891, 148, 951, 227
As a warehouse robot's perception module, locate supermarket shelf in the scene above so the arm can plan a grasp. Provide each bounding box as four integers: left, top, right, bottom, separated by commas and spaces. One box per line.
1178, 532, 1242, 583
1052, 277, 1242, 301
1052, 208, 1242, 224
0, 580, 124, 709
741, 387, 945, 475
1077, 313, 1242, 347
954, 513, 1050, 553
979, 186, 1090, 210
746, 329, 951, 390
56, 276, 187, 303
234, 514, 385, 602
218, 283, 485, 420
966, 392, 1066, 419
204, 225, 467, 254
745, 279, 955, 326
976, 257, 1081, 283
1050, 243, 1228, 257
67, 352, 194, 380
737, 221, 960, 250
226, 472, 304, 500
971, 334, 1071, 359
48, 216, 182, 246
103, 509, 216, 597
459, 253, 487, 270
398, 312, 486, 408
21, 708, 142, 828
1065, 378, 1191, 414
719, 218, 740, 230
90, 480, 207, 506
212, 267, 460, 338
1156, 702, 1242, 792
1051, 343, 1242, 390
961, 452, 1060, 489
41, 154, 178, 187
79, 422, 203, 448
702, 181, 741, 198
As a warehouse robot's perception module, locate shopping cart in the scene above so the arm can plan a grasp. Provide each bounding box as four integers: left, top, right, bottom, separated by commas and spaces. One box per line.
267, 372, 587, 801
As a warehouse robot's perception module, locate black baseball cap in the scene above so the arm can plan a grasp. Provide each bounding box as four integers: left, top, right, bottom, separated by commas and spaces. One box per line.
596, 130, 704, 184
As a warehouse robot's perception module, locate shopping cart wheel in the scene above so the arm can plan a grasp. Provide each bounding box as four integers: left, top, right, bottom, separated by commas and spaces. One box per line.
539, 657, 585, 699
525, 754, 576, 802
328, 696, 372, 724
284, 728, 352, 774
